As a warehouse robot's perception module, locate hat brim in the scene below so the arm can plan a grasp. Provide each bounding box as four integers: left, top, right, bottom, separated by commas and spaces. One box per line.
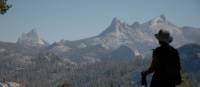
155, 34, 173, 43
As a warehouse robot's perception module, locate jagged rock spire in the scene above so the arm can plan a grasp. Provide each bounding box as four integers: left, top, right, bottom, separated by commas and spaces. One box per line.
17, 29, 48, 47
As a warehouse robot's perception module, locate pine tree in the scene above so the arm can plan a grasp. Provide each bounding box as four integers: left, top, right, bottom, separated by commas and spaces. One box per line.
0, 0, 12, 14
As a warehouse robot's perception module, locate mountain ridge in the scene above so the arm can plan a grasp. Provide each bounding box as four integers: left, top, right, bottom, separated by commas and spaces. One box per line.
17, 29, 48, 48
39, 15, 199, 63
4, 15, 200, 63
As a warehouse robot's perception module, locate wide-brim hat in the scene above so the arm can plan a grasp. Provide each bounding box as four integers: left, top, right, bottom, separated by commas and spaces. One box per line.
155, 29, 173, 43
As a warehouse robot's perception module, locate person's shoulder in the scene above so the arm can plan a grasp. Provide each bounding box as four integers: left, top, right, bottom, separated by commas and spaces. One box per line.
154, 46, 162, 51
153, 46, 162, 53
167, 45, 179, 55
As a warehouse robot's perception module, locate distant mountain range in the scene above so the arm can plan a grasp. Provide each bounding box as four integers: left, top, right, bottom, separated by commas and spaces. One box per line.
42, 15, 200, 63
0, 15, 200, 87
1, 15, 200, 64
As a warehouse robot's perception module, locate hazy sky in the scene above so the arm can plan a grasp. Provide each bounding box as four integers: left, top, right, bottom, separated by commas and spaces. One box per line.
0, 0, 200, 43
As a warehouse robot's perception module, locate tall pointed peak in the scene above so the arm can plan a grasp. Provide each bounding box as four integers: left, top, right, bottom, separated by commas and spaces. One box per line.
31, 28, 37, 33
153, 14, 166, 22
154, 14, 167, 22
111, 17, 122, 26
150, 14, 168, 26
98, 17, 124, 36
17, 29, 48, 47
28, 28, 39, 36
159, 14, 166, 21
112, 17, 120, 22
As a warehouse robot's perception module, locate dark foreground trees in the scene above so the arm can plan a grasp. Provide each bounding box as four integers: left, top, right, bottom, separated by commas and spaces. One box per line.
0, 0, 12, 14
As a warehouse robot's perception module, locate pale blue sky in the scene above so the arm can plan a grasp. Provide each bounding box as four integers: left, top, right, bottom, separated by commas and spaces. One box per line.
0, 0, 200, 43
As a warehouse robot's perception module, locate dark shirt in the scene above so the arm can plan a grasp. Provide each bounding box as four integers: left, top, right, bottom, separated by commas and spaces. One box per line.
145, 44, 181, 86
146, 44, 181, 75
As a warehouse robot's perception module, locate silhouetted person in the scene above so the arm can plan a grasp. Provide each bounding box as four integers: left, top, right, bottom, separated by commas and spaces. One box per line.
142, 29, 182, 87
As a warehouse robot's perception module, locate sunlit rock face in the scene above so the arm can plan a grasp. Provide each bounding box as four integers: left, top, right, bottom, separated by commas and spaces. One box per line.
17, 29, 48, 48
